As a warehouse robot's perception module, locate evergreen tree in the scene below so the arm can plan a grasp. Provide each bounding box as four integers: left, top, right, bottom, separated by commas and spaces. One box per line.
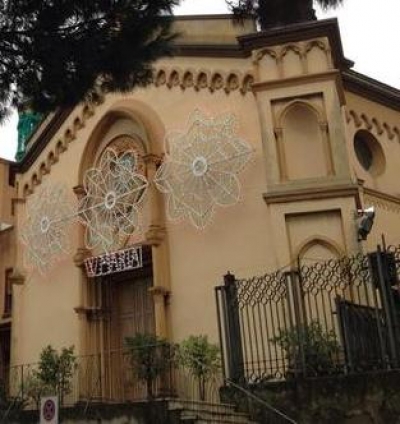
227, 0, 343, 30
0, 0, 180, 123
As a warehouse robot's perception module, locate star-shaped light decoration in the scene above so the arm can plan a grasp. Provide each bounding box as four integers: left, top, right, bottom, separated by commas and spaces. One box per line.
79, 148, 148, 252
20, 183, 75, 273
154, 109, 253, 229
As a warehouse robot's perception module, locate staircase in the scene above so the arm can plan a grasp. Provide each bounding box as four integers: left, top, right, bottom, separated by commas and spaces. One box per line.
168, 399, 257, 424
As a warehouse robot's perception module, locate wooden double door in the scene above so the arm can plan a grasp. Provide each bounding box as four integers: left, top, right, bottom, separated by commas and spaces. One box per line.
95, 257, 155, 401
102, 272, 155, 350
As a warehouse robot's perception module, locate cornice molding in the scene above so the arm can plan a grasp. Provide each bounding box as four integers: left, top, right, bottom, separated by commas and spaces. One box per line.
363, 188, 400, 215
343, 70, 400, 112
252, 70, 345, 105
239, 18, 353, 71
174, 44, 248, 58
263, 183, 360, 204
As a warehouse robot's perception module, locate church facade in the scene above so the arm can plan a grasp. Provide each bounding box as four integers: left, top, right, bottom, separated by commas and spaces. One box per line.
0, 15, 400, 408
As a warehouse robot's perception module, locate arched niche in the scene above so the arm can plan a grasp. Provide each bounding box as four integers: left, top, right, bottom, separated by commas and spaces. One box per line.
297, 237, 343, 264
277, 101, 331, 181
280, 45, 303, 78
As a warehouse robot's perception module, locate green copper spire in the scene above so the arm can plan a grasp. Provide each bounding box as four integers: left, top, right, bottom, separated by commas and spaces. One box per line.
16, 108, 42, 162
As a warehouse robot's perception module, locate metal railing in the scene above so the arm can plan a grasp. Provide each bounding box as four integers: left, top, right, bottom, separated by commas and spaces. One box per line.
216, 245, 400, 384
4, 343, 226, 413
226, 379, 298, 424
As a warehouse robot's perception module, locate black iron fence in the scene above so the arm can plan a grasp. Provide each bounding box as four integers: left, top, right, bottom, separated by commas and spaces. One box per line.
216, 245, 400, 384
6, 344, 224, 411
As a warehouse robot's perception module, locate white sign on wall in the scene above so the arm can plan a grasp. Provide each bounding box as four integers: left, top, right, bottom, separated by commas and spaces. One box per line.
84, 245, 143, 278
40, 396, 58, 424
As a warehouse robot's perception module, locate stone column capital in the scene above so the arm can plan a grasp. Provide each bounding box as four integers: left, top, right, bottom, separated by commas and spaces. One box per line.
73, 247, 91, 268
145, 225, 167, 246
9, 268, 26, 286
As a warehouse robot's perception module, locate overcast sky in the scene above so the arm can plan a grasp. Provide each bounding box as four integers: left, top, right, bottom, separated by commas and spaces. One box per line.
0, 0, 399, 161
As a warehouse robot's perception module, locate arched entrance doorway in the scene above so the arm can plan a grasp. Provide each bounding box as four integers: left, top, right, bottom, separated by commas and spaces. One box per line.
78, 120, 161, 401
85, 247, 155, 401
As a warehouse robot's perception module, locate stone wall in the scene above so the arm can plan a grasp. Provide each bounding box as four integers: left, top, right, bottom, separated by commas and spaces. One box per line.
222, 370, 400, 424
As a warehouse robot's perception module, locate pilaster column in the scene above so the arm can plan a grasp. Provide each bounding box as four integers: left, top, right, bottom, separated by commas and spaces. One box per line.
274, 127, 288, 181
73, 247, 91, 357
143, 154, 171, 339
9, 269, 26, 286
72, 184, 91, 357
149, 286, 169, 339
319, 121, 335, 176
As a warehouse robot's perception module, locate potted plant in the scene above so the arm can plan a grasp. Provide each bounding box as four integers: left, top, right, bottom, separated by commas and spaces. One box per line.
125, 333, 172, 399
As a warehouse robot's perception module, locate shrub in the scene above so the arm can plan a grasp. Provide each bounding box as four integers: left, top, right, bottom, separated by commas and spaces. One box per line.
178, 335, 220, 400
27, 345, 76, 406
125, 333, 171, 399
271, 321, 340, 377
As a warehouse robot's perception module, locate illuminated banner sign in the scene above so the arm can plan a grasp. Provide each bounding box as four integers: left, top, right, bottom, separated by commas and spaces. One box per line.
84, 246, 143, 278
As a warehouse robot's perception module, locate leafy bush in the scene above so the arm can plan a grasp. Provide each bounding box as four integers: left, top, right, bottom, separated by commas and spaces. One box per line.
178, 335, 220, 400
271, 322, 340, 377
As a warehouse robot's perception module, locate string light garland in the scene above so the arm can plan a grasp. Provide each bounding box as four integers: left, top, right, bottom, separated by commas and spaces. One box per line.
20, 183, 75, 273
154, 109, 253, 229
78, 148, 148, 252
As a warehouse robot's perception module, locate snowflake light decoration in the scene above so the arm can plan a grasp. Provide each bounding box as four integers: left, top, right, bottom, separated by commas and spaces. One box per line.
79, 148, 148, 252
154, 109, 253, 229
20, 183, 75, 273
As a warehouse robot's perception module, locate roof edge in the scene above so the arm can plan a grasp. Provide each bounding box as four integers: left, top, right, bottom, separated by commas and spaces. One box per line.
343, 70, 400, 111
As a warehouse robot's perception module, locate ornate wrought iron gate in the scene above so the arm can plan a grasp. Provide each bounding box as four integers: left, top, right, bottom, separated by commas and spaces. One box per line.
216, 245, 400, 384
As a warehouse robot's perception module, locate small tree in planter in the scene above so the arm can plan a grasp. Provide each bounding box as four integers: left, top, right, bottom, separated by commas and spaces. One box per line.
33, 345, 77, 406
125, 333, 172, 399
23, 345, 77, 409
178, 335, 220, 401
271, 321, 340, 377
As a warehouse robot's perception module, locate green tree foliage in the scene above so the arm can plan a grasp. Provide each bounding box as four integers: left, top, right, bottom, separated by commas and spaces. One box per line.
271, 321, 340, 377
226, 0, 343, 30
178, 335, 220, 401
0, 0, 180, 122
125, 333, 171, 399
32, 345, 76, 405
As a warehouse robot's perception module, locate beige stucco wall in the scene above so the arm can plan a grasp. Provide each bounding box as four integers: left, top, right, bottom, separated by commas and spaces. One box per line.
12, 76, 269, 362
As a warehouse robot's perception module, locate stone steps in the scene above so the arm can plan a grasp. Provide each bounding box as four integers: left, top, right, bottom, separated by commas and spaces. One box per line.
169, 399, 257, 424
